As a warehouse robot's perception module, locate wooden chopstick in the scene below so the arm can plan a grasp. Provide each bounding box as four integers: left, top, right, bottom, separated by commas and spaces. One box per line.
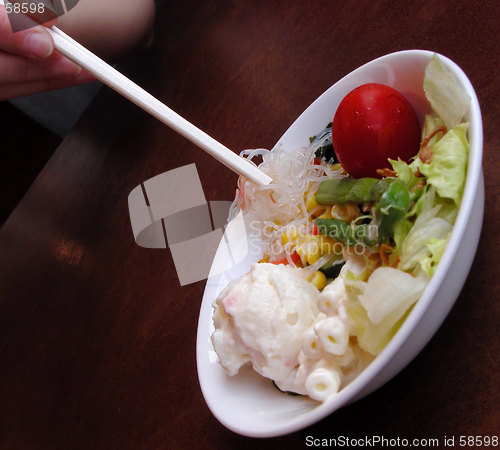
44, 26, 272, 187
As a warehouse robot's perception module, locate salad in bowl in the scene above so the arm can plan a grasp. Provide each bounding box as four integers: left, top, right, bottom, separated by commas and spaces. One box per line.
196, 50, 483, 437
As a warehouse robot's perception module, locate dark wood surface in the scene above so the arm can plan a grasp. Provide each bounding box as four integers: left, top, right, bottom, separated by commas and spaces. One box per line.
0, 102, 61, 227
1, 0, 499, 448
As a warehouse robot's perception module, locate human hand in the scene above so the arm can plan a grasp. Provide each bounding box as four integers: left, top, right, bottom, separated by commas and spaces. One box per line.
0, 2, 95, 102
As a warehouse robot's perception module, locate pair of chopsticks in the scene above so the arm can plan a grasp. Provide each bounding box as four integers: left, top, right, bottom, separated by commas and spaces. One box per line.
1, 5, 270, 186
46, 26, 272, 186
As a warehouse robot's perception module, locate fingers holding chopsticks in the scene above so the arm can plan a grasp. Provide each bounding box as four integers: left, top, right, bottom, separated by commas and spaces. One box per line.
0, 4, 94, 101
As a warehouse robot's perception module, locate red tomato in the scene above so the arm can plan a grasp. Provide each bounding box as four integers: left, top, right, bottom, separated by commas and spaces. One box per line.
332, 83, 421, 178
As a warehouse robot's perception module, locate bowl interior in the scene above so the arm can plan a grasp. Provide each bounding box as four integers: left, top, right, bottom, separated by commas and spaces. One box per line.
196, 50, 483, 438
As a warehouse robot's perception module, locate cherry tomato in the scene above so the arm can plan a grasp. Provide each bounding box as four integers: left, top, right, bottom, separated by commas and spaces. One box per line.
332, 83, 421, 178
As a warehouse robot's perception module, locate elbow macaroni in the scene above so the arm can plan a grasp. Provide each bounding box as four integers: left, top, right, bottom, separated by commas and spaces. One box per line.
285, 267, 372, 401
212, 258, 374, 403
316, 316, 350, 355
277, 278, 370, 401
317, 276, 345, 315
301, 320, 325, 360
305, 367, 342, 402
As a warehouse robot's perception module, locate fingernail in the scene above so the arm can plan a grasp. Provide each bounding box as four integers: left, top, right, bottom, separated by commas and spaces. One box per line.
26, 32, 53, 58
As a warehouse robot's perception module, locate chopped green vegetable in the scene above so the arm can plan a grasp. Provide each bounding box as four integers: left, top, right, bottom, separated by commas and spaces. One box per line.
319, 259, 345, 278
373, 178, 411, 241
398, 188, 453, 273
315, 177, 411, 244
316, 218, 377, 247
316, 177, 379, 205
311, 123, 338, 163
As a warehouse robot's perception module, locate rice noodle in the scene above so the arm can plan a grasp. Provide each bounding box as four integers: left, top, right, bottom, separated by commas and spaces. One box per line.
230, 130, 345, 267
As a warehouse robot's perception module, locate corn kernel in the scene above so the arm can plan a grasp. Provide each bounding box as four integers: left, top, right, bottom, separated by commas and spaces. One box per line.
310, 271, 327, 290
317, 206, 333, 219
318, 235, 343, 255
296, 237, 311, 263
296, 240, 310, 265
305, 235, 322, 265
330, 163, 347, 175
297, 234, 343, 266
281, 228, 301, 246
306, 194, 318, 210
306, 194, 327, 217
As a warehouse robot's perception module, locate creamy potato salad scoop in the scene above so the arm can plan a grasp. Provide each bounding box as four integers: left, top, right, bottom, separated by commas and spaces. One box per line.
212, 258, 375, 401
212, 263, 319, 382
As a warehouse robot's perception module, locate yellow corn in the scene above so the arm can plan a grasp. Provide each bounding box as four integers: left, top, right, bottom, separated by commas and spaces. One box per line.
310, 271, 327, 290
330, 163, 347, 176
317, 206, 333, 219
281, 228, 301, 246
306, 194, 318, 211
306, 194, 327, 217
304, 237, 322, 265
321, 236, 343, 256
298, 234, 342, 265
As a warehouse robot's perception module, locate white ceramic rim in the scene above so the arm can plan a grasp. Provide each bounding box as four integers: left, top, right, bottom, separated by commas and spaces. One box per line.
196, 49, 483, 437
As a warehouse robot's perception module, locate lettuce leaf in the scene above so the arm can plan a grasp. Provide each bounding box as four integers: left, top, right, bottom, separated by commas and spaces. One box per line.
423, 54, 470, 131
390, 157, 416, 186
412, 122, 469, 205
344, 268, 427, 355
358, 267, 427, 324
421, 114, 445, 144
399, 201, 453, 272
419, 234, 450, 277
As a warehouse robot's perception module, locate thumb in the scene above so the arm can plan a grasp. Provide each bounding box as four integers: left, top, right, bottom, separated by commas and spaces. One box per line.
0, 8, 55, 58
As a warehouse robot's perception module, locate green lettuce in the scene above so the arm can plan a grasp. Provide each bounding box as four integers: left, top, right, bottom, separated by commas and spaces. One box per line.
344, 268, 427, 355
419, 235, 450, 277
421, 114, 445, 144
398, 187, 453, 273
390, 157, 415, 186
423, 53, 470, 131
412, 122, 469, 205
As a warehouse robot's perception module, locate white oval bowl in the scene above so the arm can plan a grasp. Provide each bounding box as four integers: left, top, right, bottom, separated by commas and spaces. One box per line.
196, 50, 484, 438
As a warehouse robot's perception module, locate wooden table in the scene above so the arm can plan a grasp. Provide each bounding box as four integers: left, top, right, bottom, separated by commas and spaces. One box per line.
1, 0, 499, 447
